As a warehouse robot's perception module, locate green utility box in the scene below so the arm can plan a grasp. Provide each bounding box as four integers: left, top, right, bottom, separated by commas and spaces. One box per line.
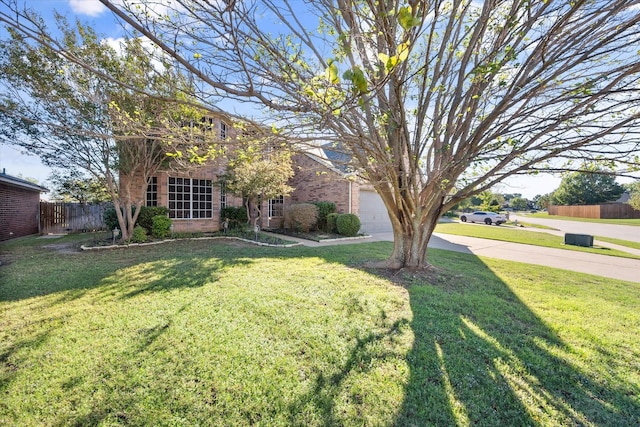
564, 233, 594, 247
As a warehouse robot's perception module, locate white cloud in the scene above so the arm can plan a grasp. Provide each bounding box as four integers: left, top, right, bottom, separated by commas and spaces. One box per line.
68, 0, 106, 17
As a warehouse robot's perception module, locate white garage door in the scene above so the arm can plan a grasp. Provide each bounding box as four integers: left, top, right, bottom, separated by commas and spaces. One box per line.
359, 189, 393, 233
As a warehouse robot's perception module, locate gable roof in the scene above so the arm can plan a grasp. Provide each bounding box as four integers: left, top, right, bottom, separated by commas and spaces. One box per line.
0, 169, 49, 193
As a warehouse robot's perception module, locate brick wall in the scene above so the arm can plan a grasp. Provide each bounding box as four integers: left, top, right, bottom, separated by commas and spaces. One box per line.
117, 150, 359, 234
288, 153, 359, 215
0, 183, 41, 241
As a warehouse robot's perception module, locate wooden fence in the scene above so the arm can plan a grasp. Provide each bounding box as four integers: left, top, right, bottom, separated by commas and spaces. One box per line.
548, 203, 640, 219
40, 202, 109, 234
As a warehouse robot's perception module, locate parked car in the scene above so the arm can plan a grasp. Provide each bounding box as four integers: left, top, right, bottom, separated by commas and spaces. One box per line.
459, 211, 507, 225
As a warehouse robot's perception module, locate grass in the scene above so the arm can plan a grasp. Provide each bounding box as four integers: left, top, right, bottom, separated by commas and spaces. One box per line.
594, 236, 640, 251
435, 222, 640, 259
1, 233, 639, 426
525, 212, 640, 226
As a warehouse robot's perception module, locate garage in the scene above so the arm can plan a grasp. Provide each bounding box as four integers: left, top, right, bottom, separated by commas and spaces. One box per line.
358, 188, 393, 233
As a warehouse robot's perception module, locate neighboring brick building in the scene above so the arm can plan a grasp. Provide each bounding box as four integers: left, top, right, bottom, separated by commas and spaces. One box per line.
0, 170, 49, 241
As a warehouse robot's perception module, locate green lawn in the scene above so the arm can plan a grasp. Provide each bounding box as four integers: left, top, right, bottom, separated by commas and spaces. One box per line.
525, 212, 640, 226
1, 234, 639, 426
435, 222, 640, 259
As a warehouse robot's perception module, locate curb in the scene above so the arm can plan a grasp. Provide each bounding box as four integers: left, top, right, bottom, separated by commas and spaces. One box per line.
80, 236, 302, 251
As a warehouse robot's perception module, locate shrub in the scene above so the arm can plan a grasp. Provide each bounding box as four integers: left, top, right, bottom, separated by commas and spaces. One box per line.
151, 215, 172, 239
311, 201, 337, 231
137, 206, 169, 233
221, 206, 248, 229
284, 203, 319, 232
129, 225, 148, 243
336, 213, 361, 237
103, 207, 119, 232
326, 213, 340, 233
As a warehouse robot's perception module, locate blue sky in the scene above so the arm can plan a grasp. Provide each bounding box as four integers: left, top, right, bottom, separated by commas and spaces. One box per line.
0, 0, 566, 199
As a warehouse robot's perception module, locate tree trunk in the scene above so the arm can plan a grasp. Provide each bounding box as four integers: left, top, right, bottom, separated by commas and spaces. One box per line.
385, 200, 445, 269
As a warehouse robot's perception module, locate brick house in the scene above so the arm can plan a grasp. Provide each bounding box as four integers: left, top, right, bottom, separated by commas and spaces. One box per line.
120, 115, 362, 234
0, 169, 49, 241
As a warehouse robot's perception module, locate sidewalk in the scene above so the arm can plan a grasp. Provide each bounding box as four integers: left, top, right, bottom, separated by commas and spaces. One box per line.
271, 231, 640, 283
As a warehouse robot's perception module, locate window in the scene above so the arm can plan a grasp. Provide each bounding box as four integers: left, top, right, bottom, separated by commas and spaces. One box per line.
220, 181, 227, 209
146, 177, 157, 207
269, 195, 284, 217
168, 177, 213, 219
220, 122, 227, 139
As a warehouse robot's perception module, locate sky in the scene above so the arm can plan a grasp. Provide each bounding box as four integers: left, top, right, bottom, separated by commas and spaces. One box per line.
0, 0, 602, 200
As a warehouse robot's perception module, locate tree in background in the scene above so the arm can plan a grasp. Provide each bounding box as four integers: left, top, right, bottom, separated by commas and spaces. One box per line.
551, 172, 625, 206
533, 194, 552, 210
509, 197, 529, 211
225, 139, 294, 229
625, 181, 640, 211
48, 169, 110, 204
0, 14, 220, 240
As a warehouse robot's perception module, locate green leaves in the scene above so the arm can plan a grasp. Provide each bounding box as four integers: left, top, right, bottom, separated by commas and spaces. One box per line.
398, 6, 420, 31
343, 66, 368, 94
325, 59, 339, 84
379, 41, 411, 73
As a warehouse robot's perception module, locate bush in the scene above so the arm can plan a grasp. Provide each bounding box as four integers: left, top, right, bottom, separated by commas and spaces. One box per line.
129, 225, 148, 243
103, 207, 119, 232
284, 203, 319, 232
311, 201, 337, 231
326, 213, 340, 233
336, 213, 361, 237
151, 215, 172, 239
137, 206, 169, 233
221, 206, 248, 229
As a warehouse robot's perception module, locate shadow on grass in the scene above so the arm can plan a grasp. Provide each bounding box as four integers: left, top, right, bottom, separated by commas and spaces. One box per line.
389, 249, 639, 426
1, 236, 638, 425
0, 237, 251, 303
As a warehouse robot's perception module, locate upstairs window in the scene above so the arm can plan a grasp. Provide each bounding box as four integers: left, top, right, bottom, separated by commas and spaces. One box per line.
220, 122, 227, 139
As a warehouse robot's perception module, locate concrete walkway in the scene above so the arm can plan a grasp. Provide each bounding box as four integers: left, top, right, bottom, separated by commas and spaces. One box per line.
270, 231, 640, 283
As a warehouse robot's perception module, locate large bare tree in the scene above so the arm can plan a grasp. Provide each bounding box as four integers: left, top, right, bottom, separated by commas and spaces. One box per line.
5, 0, 640, 266
95, 0, 640, 268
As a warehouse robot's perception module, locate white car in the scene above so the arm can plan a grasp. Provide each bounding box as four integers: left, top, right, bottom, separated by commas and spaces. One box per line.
459, 211, 507, 225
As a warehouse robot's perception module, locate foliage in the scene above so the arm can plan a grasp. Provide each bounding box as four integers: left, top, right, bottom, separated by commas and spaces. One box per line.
47, 169, 110, 204
509, 197, 530, 211
533, 193, 553, 210
103, 207, 120, 232
478, 191, 505, 212
551, 172, 625, 205
336, 213, 361, 237
0, 14, 219, 241
626, 181, 640, 211
225, 141, 294, 226
129, 225, 148, 243
220, 206, 248, 229
284, 203, 319, 232
86, 0, 640, 268
136, 206, 169, 234
311, 201, 337, 231
151, 215, 172, 239
326, 212, 340, 233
